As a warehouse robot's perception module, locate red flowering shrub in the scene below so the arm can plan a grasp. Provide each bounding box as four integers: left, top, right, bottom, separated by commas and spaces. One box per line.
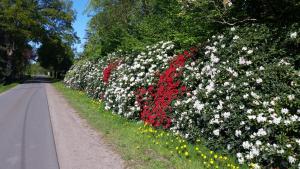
136, 48, 197, 128
103, 60, 121, 84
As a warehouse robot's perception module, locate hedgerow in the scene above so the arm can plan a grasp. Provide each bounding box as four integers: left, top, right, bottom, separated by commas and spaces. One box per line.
64, 25, 299, 168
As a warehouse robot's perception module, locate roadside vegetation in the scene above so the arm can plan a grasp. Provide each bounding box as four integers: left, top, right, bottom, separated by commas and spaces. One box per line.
63, 1, 299, 168
0, 83, 18, 94
54, 82, 245, 169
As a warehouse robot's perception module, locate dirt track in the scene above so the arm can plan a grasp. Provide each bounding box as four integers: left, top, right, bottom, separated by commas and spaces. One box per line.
46, 84, 124, 169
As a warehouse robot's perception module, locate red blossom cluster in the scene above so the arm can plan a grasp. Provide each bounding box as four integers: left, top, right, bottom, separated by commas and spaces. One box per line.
136, 48, 197, 129
103, 60, 121, 84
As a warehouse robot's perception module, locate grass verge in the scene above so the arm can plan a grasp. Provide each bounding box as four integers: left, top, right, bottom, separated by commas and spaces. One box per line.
53, 82, 247, 169
0, 83, 18, 94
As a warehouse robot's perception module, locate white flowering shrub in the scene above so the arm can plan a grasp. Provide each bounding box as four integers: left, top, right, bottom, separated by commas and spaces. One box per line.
171, 25, 300, 168
64, 25, 299, 168
85, 53, 123, 99
64, 60, 95, 90
104, 41, 175, 118
84, 59, 105, 98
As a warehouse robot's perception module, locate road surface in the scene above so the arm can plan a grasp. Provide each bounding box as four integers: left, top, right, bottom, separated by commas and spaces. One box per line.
0, 79, 59, 169
0, 78, 124, 169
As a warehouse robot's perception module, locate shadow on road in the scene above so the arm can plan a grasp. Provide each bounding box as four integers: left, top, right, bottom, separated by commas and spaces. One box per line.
21, 76, 61, 84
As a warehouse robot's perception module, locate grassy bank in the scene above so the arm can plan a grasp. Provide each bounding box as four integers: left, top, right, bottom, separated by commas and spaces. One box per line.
0, 83, 18, 94
53, 82, 246, 169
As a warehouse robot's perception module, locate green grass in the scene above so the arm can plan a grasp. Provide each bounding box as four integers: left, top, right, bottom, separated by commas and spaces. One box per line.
0, 83, 18, 94
53, 82, 247, 169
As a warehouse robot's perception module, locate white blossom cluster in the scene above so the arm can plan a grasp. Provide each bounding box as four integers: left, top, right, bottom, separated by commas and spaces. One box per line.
103, 41, 175, 118
171, 28, 300, 168
64, 60, 95, 90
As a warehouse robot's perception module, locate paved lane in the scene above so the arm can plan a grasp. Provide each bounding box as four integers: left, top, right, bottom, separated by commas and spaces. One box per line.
0, 80, 59, 169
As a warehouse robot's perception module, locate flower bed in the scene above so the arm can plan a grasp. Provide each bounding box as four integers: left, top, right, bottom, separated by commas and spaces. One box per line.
64, 25, 299, 168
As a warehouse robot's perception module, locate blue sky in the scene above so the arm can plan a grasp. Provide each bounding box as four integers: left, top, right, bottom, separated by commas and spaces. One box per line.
72, 0, 91, 53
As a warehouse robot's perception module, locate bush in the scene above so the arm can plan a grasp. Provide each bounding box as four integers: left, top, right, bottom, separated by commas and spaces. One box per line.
172, 24, 300, 168
104, 41, 175, 118
64, 24, 299, 168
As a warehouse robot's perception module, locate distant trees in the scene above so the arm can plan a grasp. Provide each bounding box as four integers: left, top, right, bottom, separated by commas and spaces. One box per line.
38, 38, 74, 78
0, 0, 77, 82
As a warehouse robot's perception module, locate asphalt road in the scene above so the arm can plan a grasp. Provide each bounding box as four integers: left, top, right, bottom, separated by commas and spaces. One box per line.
0, 79, 59, 169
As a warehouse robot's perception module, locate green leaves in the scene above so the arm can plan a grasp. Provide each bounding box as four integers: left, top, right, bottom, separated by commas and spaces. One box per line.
0, 0, 77, 81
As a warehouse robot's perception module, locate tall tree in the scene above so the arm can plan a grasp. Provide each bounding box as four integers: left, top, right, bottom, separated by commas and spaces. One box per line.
38, 37, 74, 78
0, 0, 77, 82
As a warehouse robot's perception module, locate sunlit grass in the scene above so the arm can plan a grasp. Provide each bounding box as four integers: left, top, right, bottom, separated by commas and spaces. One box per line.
53, 82, 248, 169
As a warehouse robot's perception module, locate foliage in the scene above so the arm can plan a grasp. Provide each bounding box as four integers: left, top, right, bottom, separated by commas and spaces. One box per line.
38, 38, 74, 78
0, 83, 18, 94
136, 49, 197, 129
171, 25, 299, 168
0, 0, 77, 82
64, 24, 300, 168
103, 42, 175, 118
25, 63, 48, 75
84, 0, 214, 58
84, 0, 300, 60
54, 81, 244, 169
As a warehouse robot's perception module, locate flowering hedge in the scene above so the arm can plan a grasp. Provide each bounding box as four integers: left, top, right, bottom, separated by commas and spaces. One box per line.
64, 25, 299, 168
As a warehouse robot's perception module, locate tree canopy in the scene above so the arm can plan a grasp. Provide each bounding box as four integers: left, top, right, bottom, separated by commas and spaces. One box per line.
0, 0, 77, 82
83, 0, 300, 58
